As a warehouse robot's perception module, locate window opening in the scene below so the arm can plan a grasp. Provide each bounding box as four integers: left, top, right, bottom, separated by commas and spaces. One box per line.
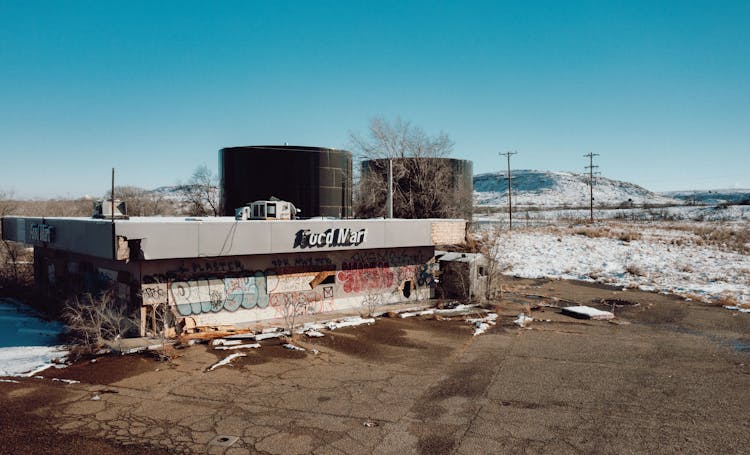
402, 280, 412, 298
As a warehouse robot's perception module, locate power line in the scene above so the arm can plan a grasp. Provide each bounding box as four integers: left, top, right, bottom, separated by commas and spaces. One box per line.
584, 153, 600, 222
499, 151, 517, 230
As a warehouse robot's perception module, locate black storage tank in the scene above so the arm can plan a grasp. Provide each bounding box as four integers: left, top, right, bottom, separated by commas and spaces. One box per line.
220, 145, 353, 218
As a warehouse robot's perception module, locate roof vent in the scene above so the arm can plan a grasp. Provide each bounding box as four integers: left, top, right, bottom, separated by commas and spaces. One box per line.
92, 199, 128, 219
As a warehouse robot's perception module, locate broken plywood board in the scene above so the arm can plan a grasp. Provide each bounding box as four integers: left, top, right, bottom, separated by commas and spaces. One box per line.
561, 306, 615, 320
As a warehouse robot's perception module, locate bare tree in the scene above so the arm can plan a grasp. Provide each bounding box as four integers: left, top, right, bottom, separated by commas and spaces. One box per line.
0, 189, 29, 288
0, 189, 18, 218
277, 294, 308, 341
177, 165, 219, 216
360, 291, 382, 317
477, 225, 507, 302
351, 117, 470, 219
350, 117, 453, 160
106, 185, 175, 216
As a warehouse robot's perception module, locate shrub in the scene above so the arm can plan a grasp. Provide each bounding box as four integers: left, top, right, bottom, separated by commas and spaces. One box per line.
63, 289, 138, 353
625, 264, 645, 277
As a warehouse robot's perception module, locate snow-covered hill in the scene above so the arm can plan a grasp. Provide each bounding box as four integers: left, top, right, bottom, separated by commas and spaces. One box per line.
662, 189, 750, 206
474, 170, 679, 207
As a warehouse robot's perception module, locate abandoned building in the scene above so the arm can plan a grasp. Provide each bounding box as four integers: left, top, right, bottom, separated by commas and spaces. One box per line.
1, 215, 466, 334
435, 251, 488, 301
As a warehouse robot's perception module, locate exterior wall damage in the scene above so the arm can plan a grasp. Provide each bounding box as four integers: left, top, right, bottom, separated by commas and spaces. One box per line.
3, 216, 466, 335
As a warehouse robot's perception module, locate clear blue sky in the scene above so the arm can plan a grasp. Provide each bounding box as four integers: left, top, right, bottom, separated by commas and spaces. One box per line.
1, 0, 748, 198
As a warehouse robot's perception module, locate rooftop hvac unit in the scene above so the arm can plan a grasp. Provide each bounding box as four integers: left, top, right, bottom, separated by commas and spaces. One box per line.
92, 199, 128, 219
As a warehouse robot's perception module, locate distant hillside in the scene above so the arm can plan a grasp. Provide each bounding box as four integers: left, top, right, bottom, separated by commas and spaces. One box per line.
661, 189, 750, 205
474, 170, 679, 207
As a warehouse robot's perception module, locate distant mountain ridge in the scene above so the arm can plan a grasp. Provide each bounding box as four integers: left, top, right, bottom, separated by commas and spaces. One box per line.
473, 170, 679, 207
661, 189, 750, 205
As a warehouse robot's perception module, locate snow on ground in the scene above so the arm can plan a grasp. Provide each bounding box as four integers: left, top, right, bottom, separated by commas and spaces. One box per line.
0, 299, 68, 376
494, 225, 750, 307
474, 205, 750, 225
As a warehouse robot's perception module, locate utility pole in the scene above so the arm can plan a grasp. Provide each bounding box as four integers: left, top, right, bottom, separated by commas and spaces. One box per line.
499, 151, 517, 230
584, 153, 599, 223
386, 159, 393, 218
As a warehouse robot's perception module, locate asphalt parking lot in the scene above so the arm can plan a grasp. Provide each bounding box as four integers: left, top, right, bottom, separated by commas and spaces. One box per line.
2, 278, 749, 454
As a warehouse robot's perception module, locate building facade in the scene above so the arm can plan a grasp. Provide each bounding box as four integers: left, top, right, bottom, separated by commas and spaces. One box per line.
2, 216, 465, 334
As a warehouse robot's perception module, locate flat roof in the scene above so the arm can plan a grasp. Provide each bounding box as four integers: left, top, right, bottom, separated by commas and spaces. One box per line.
2, 216, 466, 261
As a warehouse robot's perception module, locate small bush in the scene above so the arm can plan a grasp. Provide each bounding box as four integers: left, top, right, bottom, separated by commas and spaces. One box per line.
618, 231, 642, 242
625, 264, 645, 277
63, 289, 139, 353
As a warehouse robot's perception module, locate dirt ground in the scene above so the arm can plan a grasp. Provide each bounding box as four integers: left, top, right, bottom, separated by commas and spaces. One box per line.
2, 277, 749, 454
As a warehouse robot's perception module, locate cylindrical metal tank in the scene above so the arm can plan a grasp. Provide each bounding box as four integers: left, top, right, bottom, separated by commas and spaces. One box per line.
220, 145, 353, 218
360, 157, 473, 220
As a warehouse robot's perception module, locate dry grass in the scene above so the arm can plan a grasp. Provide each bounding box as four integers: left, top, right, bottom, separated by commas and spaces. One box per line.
625, 264, 645, 277
573, 225, 642, 243
683, 293, 707, 303
671, 224, 750, 254
710, 293, 740, 307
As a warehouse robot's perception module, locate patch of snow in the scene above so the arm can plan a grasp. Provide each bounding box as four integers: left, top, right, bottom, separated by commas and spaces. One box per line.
467, 313, 498, 335
214, 343, 261, 350
399, 309, 434, 318
493, 226, 750, 309
561, 306, 615, 320
0, 299, 68, 377
207, 353, 246, 371
301, 322, 326, 332
253, 331, 289, 341
212, 339, 243, 346
513, 314, 533, 328
435, 304, 480, 314
304, 330, 325, 338
725, 306, 750, 314
325, 317, 375, 330
282, 343, 306, 351
51, 378, 80, 384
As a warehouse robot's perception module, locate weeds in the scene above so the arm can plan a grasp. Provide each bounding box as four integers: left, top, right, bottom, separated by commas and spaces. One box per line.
625, 264, 645, 277
360, 292, 382, 318
62, 289, 139, 354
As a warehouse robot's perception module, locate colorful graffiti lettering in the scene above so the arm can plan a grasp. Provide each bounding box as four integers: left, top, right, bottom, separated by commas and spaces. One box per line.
224, 273, 269, 311
336, 267, 395, 294
169, 274, 271, 316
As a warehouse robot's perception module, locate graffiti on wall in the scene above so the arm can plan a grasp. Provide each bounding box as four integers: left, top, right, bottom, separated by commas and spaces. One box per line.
160, 273, 271, 316
268, 286, 335, 318
140, 247, 435, 317
336, 268, 394, 294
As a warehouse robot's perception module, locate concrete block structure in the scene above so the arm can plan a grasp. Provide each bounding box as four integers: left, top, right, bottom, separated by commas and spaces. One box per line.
2, 216, 466, 334
435, 251, 488, 301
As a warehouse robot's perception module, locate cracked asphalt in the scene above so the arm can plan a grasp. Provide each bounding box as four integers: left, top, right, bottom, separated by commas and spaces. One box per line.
2, 278, 749, 454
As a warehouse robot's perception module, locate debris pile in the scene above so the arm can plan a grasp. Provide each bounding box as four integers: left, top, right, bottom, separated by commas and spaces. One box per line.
513, 314, 533, 328
467, 313, 499, 336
